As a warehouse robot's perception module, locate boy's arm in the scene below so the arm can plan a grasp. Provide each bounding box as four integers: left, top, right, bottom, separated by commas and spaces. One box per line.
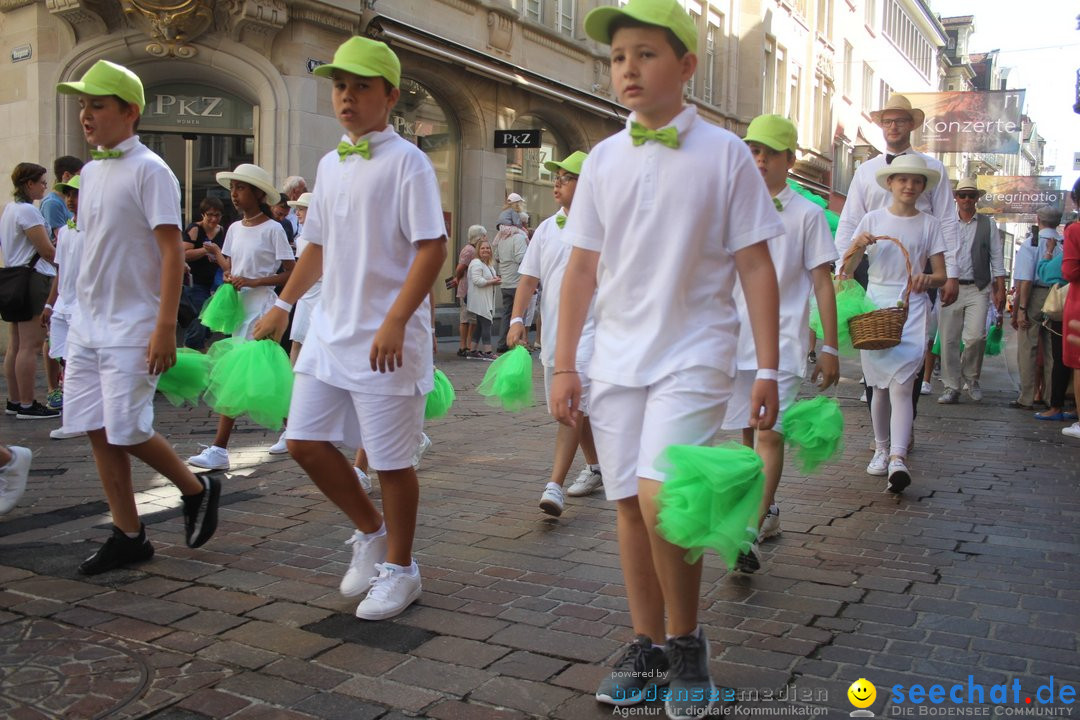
809, 264, 840, 389
734, 242, 780, 430
41, 275, 59, 328
550, 247, 598, 427
371, 237, 448, 373
253, 245, 324, 341
148, 225, 184, 375
507, 274, 540, 347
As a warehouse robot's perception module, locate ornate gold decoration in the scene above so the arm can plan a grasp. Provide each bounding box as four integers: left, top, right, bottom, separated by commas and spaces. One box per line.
119, 0, 214, 58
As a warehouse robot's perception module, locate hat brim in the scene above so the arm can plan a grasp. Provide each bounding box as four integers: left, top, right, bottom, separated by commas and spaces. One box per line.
744, 135, 794, 153
312, 61, 399, 88
875, 166, 940, 192
870, 108, 926, 127
286, 200, 308, 208
216, 172, 281, 206
543, 159, 579, 175
57, 80, 144, 113
584, 6, 696, 55
954, 187, 986, 198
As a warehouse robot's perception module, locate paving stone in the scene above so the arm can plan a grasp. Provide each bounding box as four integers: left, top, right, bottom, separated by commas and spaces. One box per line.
386, 656, 495, 696
487, 623, 620, 663
489, 649, 569, 681
178, 688, 252, 718
335, 675, 442, 713
291, 692, 386, 720
426, 699, 528, 720
470, 676, 576, 715
413, 635, 512, 668
216, 671, 317, 706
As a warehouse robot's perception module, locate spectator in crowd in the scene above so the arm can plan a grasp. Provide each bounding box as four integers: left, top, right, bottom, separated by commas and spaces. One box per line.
1061, 180, 1080, 439
467, 239, 500, 360
39, 156, 84, 240
281, 175, 307, 235
493, 219, 528, 352
1012, 206, 1062, 409
182, 197, 225, 350
450, 225, 484, 357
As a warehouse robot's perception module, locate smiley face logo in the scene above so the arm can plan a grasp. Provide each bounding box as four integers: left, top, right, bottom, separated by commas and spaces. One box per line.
848, 678, 877, 709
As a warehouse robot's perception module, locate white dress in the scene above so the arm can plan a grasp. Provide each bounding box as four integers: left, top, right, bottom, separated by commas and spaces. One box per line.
220, 220, 295, 339
290, 233, 322, 344
854, 208, 945, 388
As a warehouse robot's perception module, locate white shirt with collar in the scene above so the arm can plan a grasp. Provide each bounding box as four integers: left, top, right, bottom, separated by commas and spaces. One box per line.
71, 134, 182, 348
955, 213, 1006, 281
835, 148, 959, 278
564, 105, 785, 386
296, 128, 446, 396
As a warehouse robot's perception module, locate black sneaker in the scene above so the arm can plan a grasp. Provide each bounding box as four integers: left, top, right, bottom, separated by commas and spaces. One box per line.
735, 540, 761, 574
4, 400, 18, 416
665, 632, 717, 718
183, 473, 222, 548
15, 401, 60, 420
456, 348, 468, 357
595, 634, 669, 706
78, 525, 154, 575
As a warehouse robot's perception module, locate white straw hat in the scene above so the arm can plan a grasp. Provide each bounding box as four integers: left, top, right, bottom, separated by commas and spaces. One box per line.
287, 192, 312, 209
215, 164, 281, 205
874, 154, 940, 191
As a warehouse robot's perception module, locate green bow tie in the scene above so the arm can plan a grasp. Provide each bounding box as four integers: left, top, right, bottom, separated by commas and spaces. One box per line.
66, 219, 76, 229
337, 139, 371, 161
555, 214, 566, 229
91, 149, 123, 160
629, 122, 680, 149
773, 197, 783, 212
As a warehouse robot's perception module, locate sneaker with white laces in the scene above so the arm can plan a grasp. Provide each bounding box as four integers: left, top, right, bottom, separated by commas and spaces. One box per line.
886, 458, 911, 494
45, 387, 63, 412
595, 635, 669, 706
340, 528, 387, 597
565, 466, 603, 497
411, 432, 432, 470
15, 401, 60, 420
267, 432, 288, 455
920, 381, 932, 395
539, 482, 565, 517
1062, 423, 1080, 440
665, 631, 717, 719
187, 445, 230, 471
50, 427, 85, 440
758, 504, 781, 540
866, 449, 888, 476
966, 380, 983, 402
0, 446, 32, 515
355, 562, 422, 620
355, 467, 373, 494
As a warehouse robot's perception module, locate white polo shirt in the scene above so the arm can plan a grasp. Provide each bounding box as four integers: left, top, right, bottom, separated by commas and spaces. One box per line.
734, 186, 837, 375
518, 209, 595, 369
71, 135, 182, 348
0, 201, 54, 276
563, 105, 785, 386
296, 128, 446, 396
221, 220, 294, 279
53, 223, 84, 318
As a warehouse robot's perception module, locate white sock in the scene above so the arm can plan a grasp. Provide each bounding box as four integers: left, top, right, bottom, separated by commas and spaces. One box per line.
122, 529, 141, 539
546, 481, 561, 490
361, 524, 386, 540
383, 560, 418, 576
588, 464, 601, 473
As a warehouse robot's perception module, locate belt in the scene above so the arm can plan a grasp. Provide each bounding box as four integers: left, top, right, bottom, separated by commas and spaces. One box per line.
957, 279, 976, 285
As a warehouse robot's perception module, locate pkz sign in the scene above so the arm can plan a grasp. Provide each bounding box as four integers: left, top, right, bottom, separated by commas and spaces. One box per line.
495, 129, 541, 148
142, 83, 254, 134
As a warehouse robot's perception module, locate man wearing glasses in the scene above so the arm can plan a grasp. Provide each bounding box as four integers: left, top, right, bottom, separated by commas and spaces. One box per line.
937, 178, 1005, 404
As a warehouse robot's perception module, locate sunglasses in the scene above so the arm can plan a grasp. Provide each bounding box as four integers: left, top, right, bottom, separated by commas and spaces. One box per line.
955, 192, 979, 199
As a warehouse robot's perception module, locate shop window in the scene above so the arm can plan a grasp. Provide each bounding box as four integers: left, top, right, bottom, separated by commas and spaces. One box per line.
503, 115, 568, 229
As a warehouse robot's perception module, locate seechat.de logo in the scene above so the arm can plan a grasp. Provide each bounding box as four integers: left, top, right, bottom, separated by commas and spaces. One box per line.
849, 678, 878, 718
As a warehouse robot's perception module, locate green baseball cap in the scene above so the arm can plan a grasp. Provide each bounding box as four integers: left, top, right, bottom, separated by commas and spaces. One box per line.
313, 36, 401, 88
744, 114, 798, 154
56, 175, 80, 193
57, 60, 145, 113
585, 0, 698, 55
543, 150, 589, 176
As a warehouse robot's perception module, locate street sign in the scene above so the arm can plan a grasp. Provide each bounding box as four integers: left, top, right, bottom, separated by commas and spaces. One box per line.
494, 129, 541, 148
1073, 152, 1080, 172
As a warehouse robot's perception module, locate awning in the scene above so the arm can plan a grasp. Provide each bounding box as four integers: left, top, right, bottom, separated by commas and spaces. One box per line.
365, 15, 627, 123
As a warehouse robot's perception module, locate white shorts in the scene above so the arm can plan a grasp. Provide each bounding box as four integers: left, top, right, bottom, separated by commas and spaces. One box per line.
285, 371, 425, 471
62, 343, 158, 445
588, 366, 732, 501
721, 370, 803, 433
49, 313, 70, 360
544, 365, 591, 415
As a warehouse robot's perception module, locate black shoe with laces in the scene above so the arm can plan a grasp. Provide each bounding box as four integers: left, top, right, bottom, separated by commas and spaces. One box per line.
665, 631, 717, 718
4, 400, 18, 416
595, 634, 669, 706
78, 525, 154, 575
183, 472, 222, 548
15, 401, 60, 419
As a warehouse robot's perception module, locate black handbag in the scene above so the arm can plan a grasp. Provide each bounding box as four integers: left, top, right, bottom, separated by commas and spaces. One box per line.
0, 252, 42, 322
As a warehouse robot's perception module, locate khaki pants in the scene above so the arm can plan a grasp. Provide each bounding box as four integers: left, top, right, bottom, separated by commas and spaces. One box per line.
939, 283, 991, 392
1016, 286, 1053, 406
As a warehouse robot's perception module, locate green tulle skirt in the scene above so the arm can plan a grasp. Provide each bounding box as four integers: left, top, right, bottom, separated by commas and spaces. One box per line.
204, 339, 293, 430
425, 368, 455, 420
157, 349, 212, 407
782, 396, 845, 472
477, 346, 534, 411
198, 284, 245, 335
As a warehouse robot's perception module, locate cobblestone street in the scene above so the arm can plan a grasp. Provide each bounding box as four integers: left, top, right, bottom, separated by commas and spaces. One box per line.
0, 331, 1077, 720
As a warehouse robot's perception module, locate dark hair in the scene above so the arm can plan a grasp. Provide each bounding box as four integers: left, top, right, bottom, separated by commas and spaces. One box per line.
199, 196, 224, 215
11, 162, 46, 203
609, 16, 689, 58
53, 155, 83, 179
113, 97, 141, 132
1072, 176, 1080, 205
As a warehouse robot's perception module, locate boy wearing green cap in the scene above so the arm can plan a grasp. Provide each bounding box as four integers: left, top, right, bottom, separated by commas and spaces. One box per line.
254, 37, 447, 621
549, 1, 784, 716
507, 151, 603, 517
55, 60, 222, 574
720, 115, 840, 573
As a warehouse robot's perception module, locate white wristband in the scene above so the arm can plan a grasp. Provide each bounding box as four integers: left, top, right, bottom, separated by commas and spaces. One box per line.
509, 317, 524, 327
756, 369, 779, 381
820, 345, 839, 357
273, 298, 293, 313
44, 304, 53, 311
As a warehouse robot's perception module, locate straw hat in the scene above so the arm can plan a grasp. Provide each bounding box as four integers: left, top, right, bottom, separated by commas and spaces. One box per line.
953, 178, 986, 198
287, 192, 312, 209
215, 164, 280, 205
870, 94, 925, 128
874, 154, 940, 191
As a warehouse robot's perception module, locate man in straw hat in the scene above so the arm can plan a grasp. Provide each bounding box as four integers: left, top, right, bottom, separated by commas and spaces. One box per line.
936, 178, 1005, 404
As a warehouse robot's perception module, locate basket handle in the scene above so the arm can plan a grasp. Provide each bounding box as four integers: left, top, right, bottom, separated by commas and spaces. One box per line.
840, 235, 913, 307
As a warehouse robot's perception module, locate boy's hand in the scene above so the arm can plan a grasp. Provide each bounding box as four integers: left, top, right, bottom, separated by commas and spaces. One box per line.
507, 323, 527, 348
911, 273, 935, 293
940, 278, 959, 306
370, 319, 405, 372
748, 378, 778, 430
40, 306, 52, 328
230, 276, 256, 289
550, 372, 581, 428
811, 353, 840, 390
147, 323, 177, 375
253, 306, 288, 342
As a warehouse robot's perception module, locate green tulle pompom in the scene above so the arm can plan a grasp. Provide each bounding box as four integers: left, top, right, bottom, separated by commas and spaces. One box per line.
824, 209, 839, 236
207, 336, 246, 363
782, 396, 845, 473
204, 339, 293, 430
198, 283, 245, 335
832, 280, 879, 354
425, 368, 455, 420
656, 443, 765, 567
984, 325, 1003, 356
157, 349, 212, 407
477, 346, 534, 411
931, 332, 966, 356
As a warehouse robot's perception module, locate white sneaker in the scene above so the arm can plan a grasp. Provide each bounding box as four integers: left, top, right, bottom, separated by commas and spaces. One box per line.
1062, 423, 1080, 440
966, 380, 983, 402
859, 389, 867, 403
565, 467, 603, 497
920, 381, 932, 395
0, 446, 32, 515
355, 467, 373, 494
866, 450, 888, 476
340, 528, 387, 597
886, 458, 912, 493
50, 427, 85, 440
268, 432, 288, 455
758, 504, 781, 540
187, 445, 230, 471
539, 482, 565, 517
355, 562, 422, 620
411, 432, 432, 470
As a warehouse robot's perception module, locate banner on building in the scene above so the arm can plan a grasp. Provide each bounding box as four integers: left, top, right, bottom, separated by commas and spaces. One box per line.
977, 175, 1066, 221
906, 90, 1025, 154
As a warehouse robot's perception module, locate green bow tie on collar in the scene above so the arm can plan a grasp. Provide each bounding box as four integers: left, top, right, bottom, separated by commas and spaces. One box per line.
66, 219, 77, 229
629, 122, 680, 149
91, 149, 123, 160
773, 197, 783, 212
337, 139, 371, 161
555, 214, 566, 229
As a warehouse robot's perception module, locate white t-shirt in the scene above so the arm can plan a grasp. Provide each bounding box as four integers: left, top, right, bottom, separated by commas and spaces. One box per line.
221, 220, 294, 280
295, 234, 322, 301
563, 105, 785, 386
518, 209, 595, 369
296, 129, 446, 396
0, 201, 54, 276
734, 187, 837, 375
53, 223, 84, 318
71, 135, 182, 348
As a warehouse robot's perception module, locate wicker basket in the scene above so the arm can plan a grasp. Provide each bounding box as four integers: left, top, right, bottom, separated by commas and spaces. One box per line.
844, 236, 911, 351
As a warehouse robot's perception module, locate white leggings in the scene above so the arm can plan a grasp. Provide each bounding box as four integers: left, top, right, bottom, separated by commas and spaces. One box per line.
870, 375, 915, 459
